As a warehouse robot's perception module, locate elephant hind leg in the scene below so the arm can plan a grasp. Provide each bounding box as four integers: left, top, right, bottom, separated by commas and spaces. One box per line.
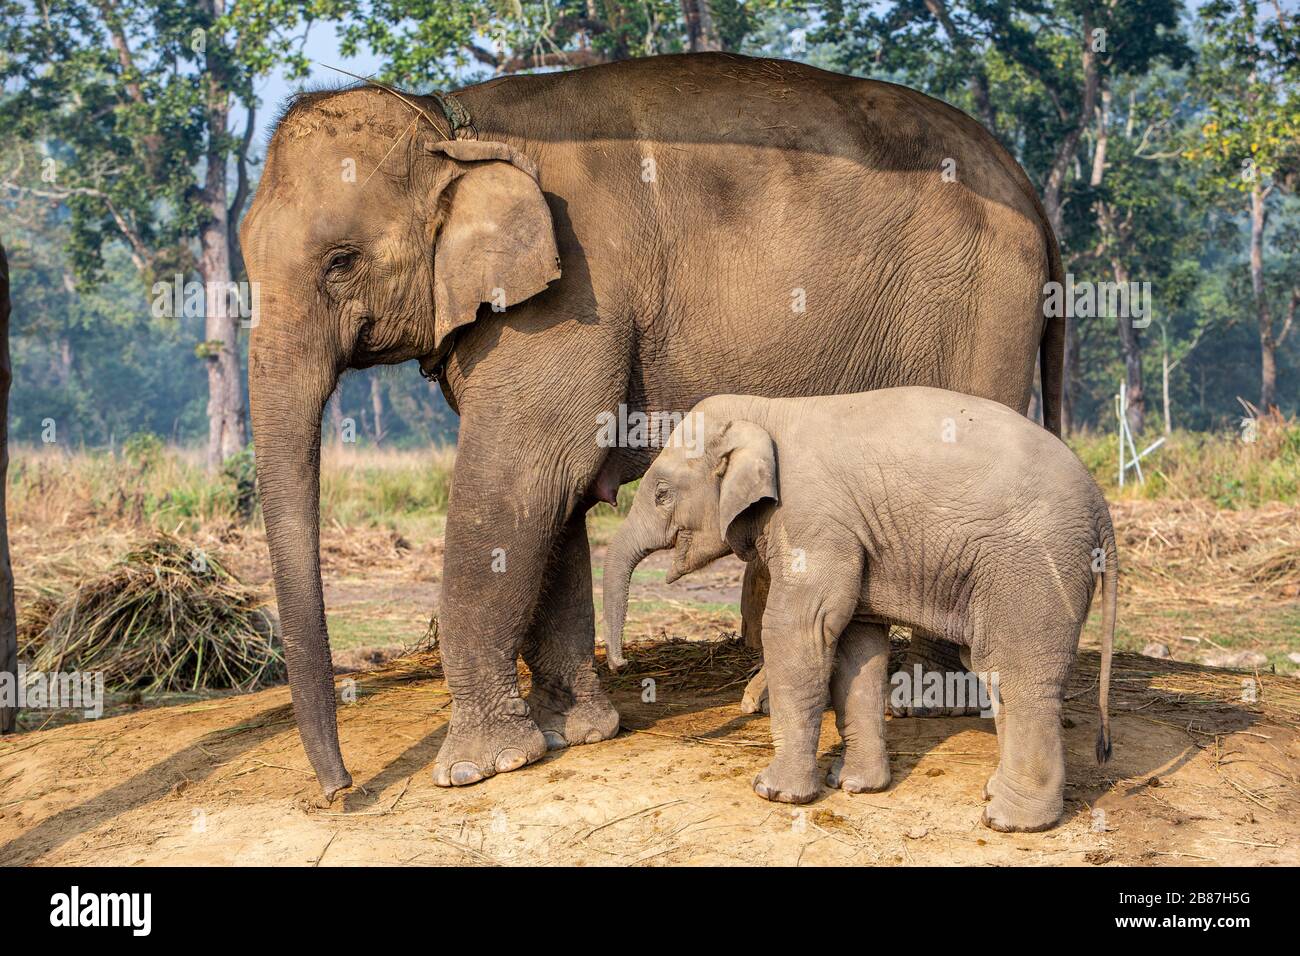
521, 513, 620, 750
975, 639, 1073, 833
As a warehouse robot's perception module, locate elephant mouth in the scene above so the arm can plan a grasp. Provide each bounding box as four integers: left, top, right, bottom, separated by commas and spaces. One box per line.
665, 530, 692, 584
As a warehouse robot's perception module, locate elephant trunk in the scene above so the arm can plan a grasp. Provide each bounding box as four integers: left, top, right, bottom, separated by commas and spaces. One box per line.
248, 316, 350, 802
601, 485, 671, 672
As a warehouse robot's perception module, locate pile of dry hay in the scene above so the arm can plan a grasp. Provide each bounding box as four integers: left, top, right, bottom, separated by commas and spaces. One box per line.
20, 534, 283, 693
1111, 500, 1300, 603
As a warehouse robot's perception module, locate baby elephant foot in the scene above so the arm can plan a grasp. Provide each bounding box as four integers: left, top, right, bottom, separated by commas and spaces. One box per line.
739, 668, 769, 715
526, 677, 620, 751
432, 702, 548, 787
753, 760, 821, 805
826, 752, 890, 794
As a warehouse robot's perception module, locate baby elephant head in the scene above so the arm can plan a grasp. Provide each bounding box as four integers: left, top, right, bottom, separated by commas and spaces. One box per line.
601, 415, 779, 670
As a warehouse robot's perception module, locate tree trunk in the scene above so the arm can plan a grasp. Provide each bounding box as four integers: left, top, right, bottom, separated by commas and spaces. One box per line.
1061, 319, 1076, 435
1038, 18, 1099, 436
0, 243, 16, 734
1041, 21, 1099, 238
200, 11, 247, 473
328, 392, 345, 449
1112, 258, 1145, 434
1251, 185, 1277, 411
369, 375, 386, 445
682, 0, 723, 52
923, 0, 998, 135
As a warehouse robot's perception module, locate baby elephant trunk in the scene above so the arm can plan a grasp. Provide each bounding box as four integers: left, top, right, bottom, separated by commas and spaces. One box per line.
601, 489, 671, 671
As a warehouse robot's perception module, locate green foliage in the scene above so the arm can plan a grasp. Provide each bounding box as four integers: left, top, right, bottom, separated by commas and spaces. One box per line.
1185, 0, 1300, 193
1070, 417, 1300, 507
123, 432, 166, 469
222, 446, 258, 521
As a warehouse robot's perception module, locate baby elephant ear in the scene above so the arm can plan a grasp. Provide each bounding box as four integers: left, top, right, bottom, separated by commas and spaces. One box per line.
424, 138, 561, 355
712, 420, 779, 544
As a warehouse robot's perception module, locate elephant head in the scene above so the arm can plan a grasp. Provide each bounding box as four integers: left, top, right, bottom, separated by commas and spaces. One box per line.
239, 86, 560, 798
601, 413, 778, 670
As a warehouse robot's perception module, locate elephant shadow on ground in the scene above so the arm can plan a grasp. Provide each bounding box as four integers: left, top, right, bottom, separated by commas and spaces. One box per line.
0, 700, 300, 865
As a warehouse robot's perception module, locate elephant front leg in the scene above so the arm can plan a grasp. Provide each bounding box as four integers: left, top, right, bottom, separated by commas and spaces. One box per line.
521, 513, 620, 750
827, 621, 890, 793
431, 463, 553, 788
751, 578, 855, 805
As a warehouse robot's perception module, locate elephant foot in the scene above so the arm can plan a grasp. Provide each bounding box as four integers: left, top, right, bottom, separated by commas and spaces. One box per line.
432, 702, 548, 788
981, 795, 1063, 833
826, 752, 890, 794
980, 773, 1062, 832
982, 770, 1006, 802
739, 667, 769, 715
753, 760, 821, 805
526, 676, 620, 751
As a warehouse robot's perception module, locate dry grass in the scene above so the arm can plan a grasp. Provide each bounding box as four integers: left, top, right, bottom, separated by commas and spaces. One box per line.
1111, 499, 1300, 604
20, 534, 282, 693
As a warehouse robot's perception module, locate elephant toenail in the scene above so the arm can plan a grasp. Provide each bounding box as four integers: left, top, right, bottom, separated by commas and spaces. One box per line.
433, 766, 451, 787
542, 730, 568, 750
450, 761, 484, 786
495, 748, 527, 773
584, 729, 604, 744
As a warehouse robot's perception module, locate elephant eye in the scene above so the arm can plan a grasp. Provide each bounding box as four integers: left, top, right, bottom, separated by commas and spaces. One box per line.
654, 483, 673, 507
326, 251, 356, 277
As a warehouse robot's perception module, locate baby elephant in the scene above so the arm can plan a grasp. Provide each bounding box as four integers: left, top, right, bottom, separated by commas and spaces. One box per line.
602, 387, 1116, 832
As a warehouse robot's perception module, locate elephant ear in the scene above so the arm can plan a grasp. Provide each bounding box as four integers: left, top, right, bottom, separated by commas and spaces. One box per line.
711, 419, 779, 547
425, 139, 561, 354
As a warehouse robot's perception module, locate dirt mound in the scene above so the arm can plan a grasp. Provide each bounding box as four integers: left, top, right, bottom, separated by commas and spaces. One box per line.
1, 639, 1296, 866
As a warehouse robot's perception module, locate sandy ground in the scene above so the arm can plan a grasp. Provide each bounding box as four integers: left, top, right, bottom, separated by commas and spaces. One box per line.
3, 504, 1298, 866
2, 634, 1297, 866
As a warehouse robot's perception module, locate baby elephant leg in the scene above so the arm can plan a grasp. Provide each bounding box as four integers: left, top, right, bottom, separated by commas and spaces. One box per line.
979, 646, 1073, 832
739, 561, 770, 715
753, 623, 836, 804
827, 621, 891, 793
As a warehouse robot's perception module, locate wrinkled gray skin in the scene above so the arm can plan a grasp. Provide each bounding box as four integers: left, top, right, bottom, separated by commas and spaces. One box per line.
604, 388, 1116, 832
239, 52, 1064, 801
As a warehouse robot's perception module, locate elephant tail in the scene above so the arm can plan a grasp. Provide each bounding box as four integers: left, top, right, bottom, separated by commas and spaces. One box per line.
1036, 198, 1066, 438
1095, 517, 1118, 766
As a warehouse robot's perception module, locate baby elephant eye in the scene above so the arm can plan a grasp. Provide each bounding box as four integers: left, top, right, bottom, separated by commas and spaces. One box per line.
654, 484, 673, 506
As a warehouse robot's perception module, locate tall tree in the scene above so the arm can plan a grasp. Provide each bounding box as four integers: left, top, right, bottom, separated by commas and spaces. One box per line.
0, 0, 316, 469
0, 242, 15, 734
1186, 0, 1300, 411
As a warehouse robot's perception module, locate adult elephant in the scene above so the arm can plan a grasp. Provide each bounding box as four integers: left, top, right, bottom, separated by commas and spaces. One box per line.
240, 53, 1063, 802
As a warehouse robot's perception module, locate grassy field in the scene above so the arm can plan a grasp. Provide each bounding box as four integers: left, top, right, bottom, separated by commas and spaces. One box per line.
5, 412, 1299, 734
